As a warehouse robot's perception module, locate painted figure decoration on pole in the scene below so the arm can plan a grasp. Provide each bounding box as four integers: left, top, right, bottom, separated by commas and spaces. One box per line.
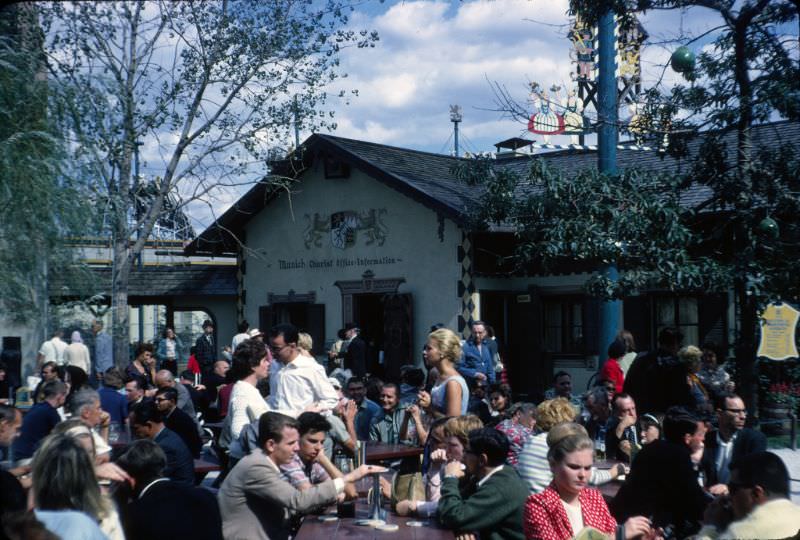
527, 83, 565, 143
561, 88, 586, 145
569, 24, 595, 81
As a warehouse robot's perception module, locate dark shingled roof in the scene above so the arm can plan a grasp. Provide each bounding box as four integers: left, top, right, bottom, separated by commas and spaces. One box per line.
50, 265, 237, 298
186, 120, 800, 256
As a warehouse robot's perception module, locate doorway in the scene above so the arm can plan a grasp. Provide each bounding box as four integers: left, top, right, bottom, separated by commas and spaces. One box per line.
353, 294, 384, 376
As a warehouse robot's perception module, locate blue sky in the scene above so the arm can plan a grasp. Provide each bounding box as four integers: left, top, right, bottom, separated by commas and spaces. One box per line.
308, 0, 725, 155
182, 0, 789, 231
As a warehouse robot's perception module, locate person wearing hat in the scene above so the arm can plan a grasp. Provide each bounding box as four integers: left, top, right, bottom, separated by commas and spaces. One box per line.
231, 320, 250, 351
195, 319, 216, 379
247, 328, 264, 341
337, 323, 367, 379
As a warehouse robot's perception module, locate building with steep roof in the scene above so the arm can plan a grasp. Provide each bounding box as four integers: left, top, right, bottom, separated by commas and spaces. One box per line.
186, 121, 800, 396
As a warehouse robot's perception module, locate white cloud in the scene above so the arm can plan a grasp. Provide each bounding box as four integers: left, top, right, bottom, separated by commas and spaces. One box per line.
191, 1, 732, 229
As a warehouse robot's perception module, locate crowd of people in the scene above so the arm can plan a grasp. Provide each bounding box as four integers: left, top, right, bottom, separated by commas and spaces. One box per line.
0, 319, 798, 540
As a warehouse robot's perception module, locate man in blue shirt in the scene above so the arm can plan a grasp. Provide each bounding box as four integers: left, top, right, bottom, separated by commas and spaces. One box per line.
346, 377, 382, 441
458, 321, 495, 386
92, 320, 113, 385
12, 380, 67, 461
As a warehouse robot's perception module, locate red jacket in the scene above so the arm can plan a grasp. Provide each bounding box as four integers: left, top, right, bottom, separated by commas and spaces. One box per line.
524, 484, 617, 540
186, 354, 200, 374
599, 358, 624, 394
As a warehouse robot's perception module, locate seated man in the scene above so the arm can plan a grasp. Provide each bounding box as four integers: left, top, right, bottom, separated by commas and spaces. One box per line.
218, 411, 381, 540
543, 371, 581, 407
696, 451, 800, 539
579, 385, 611, 450
155, 387, 202, 458
611, 406, 709, 538
369, 383, 418, 445
438, 427, 528, 540
12, 380, 66, 463
700, 392, 766, 495
98, 367, 128, 425
346, 376, 382, 441
129, 400, 195, 485
69, 389, 112, 463
118, 439, 222, 540
605, 392, 639, 462
155, 369, 196, 420
280, 412, 356, 499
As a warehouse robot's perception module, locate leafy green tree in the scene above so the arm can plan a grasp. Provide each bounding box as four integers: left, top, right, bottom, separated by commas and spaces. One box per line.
462, 0, 799, 409
0, 5, 89, 327
38, 1, 378, 365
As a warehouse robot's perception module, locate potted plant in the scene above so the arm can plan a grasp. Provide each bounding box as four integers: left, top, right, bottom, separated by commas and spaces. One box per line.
761, 380, 799, 435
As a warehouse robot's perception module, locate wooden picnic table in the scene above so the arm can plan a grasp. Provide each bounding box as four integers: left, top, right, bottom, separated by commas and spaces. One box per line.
365, 442, 423, 463
294, 499, 452, 540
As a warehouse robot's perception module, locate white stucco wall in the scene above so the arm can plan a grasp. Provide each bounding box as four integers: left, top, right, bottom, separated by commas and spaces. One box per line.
241, 159, 463, 364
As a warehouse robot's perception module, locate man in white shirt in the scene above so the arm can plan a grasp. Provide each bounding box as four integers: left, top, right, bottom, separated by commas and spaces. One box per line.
38, 330, 67, 366
231, 320, 250, 351
266, 324, 339, 418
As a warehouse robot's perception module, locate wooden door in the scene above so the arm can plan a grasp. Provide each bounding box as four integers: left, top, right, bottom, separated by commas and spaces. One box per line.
382, 293, 413, 381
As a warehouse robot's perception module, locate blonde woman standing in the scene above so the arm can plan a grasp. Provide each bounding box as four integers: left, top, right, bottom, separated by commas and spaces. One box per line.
418, 328, 469, 418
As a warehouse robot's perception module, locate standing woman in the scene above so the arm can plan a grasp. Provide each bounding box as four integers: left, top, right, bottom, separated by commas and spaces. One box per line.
126, 343, 157, 392
64, 331, 91, 375
156, 327, 183, 375
523, 433, 652, 540
616, 330, 638, 377
221, 339, 270, 449
418, 328, 469, 418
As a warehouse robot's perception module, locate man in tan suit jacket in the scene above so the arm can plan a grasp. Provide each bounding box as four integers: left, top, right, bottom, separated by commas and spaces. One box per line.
218, 411, 381, 540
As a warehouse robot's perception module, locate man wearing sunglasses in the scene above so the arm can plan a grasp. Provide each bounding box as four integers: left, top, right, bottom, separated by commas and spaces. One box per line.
697, 451, 800, 539
700, 392, 766, 496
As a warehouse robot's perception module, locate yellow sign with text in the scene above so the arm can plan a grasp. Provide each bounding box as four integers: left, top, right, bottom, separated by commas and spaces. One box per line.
757, 302, 800, 361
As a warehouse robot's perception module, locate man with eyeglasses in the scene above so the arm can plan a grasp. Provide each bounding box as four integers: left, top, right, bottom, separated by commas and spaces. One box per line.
700, 392, 766, 496
266, 324, 339, 417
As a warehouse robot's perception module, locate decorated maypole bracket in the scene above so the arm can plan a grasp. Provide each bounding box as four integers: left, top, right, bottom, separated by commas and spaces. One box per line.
523, 12, 666, 151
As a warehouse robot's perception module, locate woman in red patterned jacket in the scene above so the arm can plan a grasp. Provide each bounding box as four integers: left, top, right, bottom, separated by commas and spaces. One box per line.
523, 433, 653, 540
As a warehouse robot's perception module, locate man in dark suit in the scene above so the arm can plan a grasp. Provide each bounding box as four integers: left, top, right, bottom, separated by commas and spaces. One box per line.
130, 400, 195, 485
340, 322, 367, 378
611, 407, 710, 538
195, 319, 216, 378
623, 327, 690, 414
118, 439, 222, 540
155, 387, 202, 458
700, 392, 767, 494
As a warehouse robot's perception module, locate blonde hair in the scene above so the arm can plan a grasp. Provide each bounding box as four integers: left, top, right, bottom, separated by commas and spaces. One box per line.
298, 332, 313, 353
443, 414, 483, 446
548, 433, 594, 464
428, 328, 462, 364
678, 345, 703, 370
536, 398, 578, 432
31, 434, 111, 521
546, 422, 587, 449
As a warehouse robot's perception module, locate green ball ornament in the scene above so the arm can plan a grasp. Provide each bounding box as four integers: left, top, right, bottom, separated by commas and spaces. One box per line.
670, 46, 696, 73
757, 217, 779, 239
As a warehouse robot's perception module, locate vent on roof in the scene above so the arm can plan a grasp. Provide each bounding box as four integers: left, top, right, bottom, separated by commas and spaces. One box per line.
493, 137, 534, 156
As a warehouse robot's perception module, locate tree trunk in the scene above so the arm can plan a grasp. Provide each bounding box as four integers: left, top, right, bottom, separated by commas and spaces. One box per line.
111, 234, 132, 368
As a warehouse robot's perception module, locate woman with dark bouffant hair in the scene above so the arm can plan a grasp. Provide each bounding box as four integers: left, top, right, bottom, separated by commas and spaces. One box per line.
222, 339, 270, 447
31, 433, 124, 539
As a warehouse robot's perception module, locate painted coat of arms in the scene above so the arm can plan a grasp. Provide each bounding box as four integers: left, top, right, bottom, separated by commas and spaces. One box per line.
330, 211, 358, 249
303, 209, 388, 250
